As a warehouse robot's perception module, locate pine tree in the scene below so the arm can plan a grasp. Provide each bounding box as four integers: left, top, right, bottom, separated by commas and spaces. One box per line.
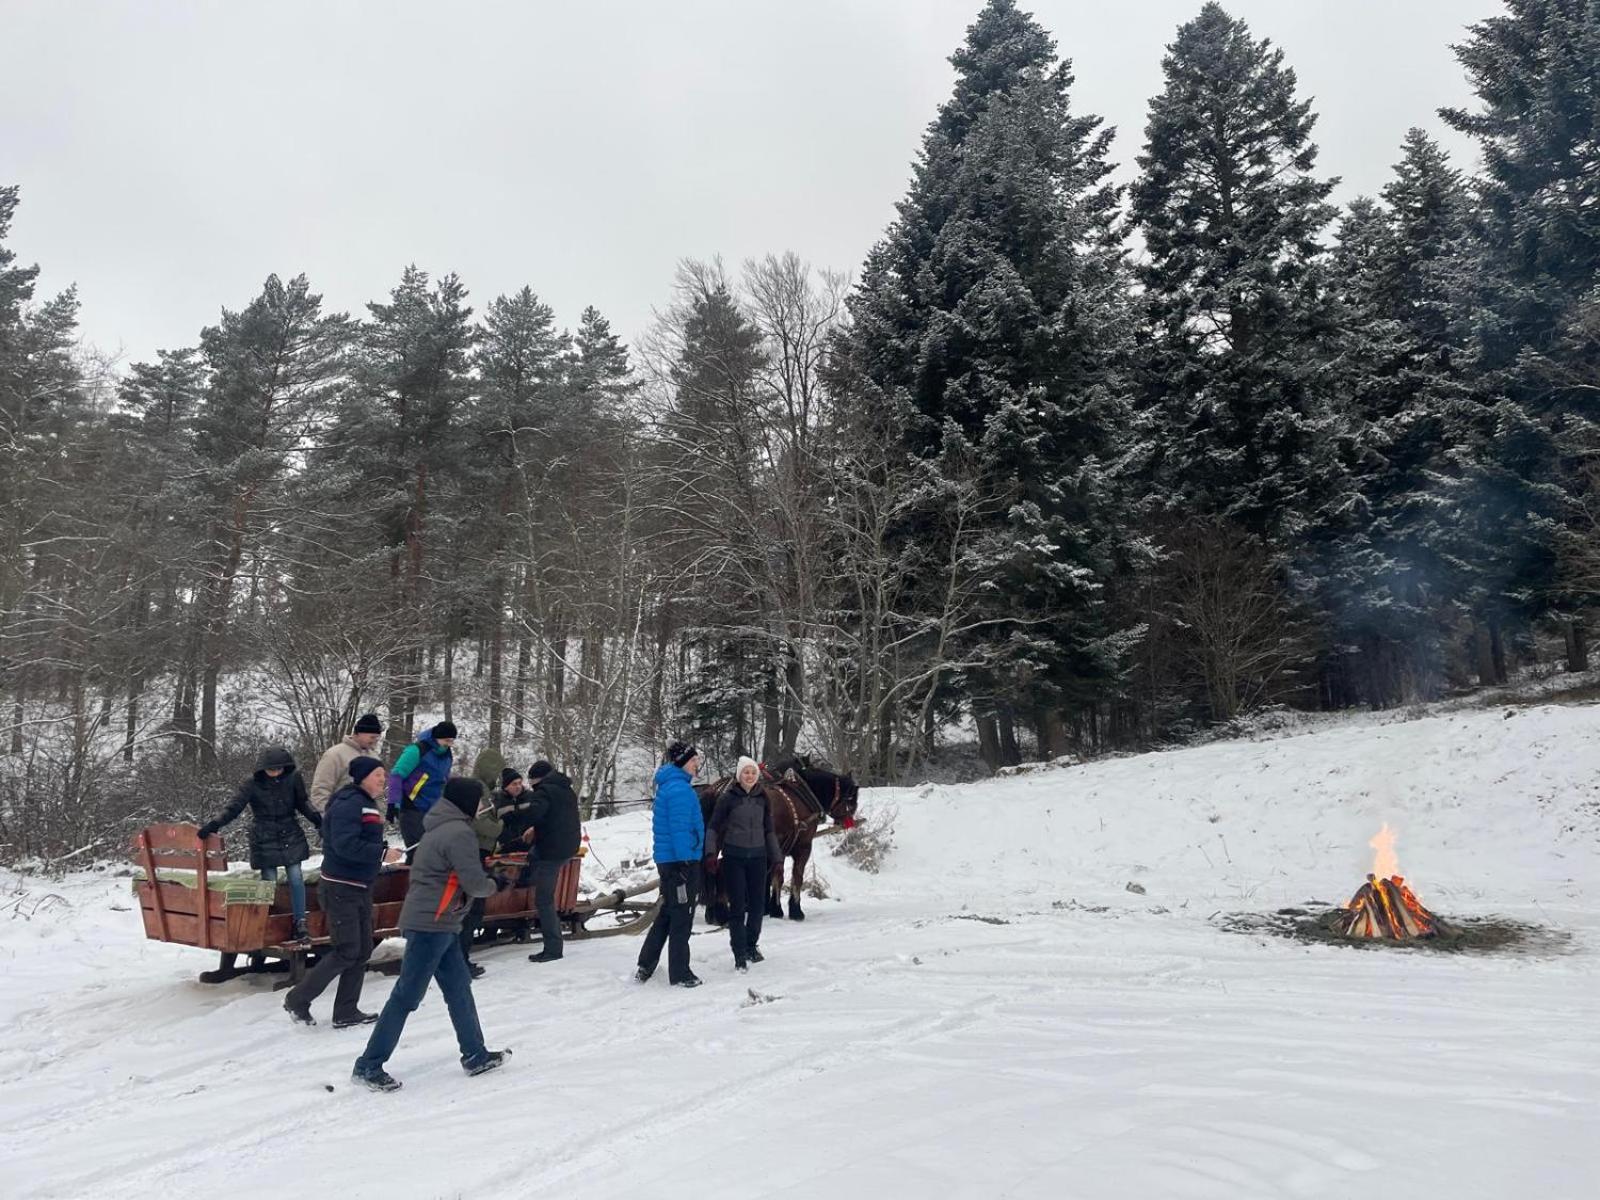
109, 348, 206, 758
343, 266, 477, 746
1442, 0, 1600, 671
831, 0, 1138, 764
1321, 132, 1475, 704
1129, 2, 1343, 540
472, 286, 565, 749
186, 275, 351, 764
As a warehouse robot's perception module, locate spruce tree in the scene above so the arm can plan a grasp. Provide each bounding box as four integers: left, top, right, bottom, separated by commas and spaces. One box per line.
1129, 2, 1343, 540
654, 278, 771, 755
831, 0, 1138, 762
1322, 132, 1475, 704
1442, 0, 1600, 670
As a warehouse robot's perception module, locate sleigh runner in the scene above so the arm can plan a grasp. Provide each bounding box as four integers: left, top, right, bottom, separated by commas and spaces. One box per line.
132, 823, 661, 985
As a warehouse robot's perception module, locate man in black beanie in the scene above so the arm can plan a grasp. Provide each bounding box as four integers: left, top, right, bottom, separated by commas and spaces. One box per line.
285, 755, 398, 1027
353, 777, 510, 1092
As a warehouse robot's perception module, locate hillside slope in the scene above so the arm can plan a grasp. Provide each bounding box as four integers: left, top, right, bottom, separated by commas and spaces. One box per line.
1, 704, 1596, 1199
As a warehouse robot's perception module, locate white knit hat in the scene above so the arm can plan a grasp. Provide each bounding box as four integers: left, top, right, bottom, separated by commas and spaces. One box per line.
736, 755, 760, 777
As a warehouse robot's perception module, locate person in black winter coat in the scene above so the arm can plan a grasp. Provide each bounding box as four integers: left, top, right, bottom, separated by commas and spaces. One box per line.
518, 761, 580, 963
705, 756, 782, 970
198, 746, 321, 941
283, 756, 399, 1027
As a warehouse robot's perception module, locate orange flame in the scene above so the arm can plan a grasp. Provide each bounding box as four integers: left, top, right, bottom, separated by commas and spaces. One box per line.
1369, 822, 1399, 879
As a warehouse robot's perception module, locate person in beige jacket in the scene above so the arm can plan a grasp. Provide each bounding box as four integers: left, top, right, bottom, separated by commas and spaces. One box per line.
309, 713, 384, 812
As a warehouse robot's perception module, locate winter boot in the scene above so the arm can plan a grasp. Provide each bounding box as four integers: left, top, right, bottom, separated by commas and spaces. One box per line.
463, 1048, 511, 1077
466, 962, 486, 980
291, 919, 312, 946
332, 1010, 378, 1029
284, 998, 316, 1026
634, 966, 653, 983
672, 974, 704, 989
734, 956, 749, 973
747, 947, 765, 963
351, 1066, 401, 1093
527, 950, 562, 963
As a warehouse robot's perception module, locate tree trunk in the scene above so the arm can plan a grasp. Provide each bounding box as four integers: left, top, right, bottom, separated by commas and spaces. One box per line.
779, 641, 804, 757
487, 591, 504, 751
1471, 623, 1496, 687
1489, 617, 1509, 685
648, 603, 673, 744
123, 682, 140, 764
761, 668, 781, 761
1564, 619, 1590, 673
1034, 707, 1066, 759
975, 710, 1001, 773
549, 635, 567, 706
441, 637, 455, 723
997, 707, 1021, 767
199, 664, 219, 769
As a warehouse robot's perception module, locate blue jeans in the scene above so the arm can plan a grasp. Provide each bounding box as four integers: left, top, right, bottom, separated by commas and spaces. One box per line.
355, 930, 487, 1074
261, 862, 307, 925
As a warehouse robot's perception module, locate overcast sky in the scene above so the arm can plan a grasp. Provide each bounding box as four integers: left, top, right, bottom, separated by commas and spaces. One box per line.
2, 0, 1497, 368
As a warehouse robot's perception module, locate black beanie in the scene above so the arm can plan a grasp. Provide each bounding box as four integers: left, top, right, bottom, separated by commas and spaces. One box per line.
348, 755, 383, 785
500, 767, 523, 788
528, 760, 554, 781
431, 720, 458, 740
443, 777, 482, 817
665, 740, 698, 767
353, 713, 383, 735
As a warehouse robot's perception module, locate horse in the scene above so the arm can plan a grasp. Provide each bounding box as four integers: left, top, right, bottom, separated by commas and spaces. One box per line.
696, 755, 859, 924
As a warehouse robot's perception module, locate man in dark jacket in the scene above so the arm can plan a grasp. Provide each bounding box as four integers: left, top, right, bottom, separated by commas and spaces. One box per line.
198, 746, 322, 943
519, 761, 580, 963
353, 778, 511, 1093
637, 741, 705, 987
705, 756, 783, 970
284, 756, 398, 1027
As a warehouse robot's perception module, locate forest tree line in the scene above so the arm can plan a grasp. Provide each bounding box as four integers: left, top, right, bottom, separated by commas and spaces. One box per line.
3, 0, 1598, 860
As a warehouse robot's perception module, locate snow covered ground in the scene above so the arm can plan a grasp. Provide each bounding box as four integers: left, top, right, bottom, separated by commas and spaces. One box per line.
1, 703, 1597, 1199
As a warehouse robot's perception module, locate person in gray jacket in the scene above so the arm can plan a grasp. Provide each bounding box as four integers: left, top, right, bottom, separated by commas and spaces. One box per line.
704, 756, 783, 971
352, 777, 512, 1092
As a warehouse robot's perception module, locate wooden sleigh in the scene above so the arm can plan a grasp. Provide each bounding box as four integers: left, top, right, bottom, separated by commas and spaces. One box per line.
132, 823, 662, 987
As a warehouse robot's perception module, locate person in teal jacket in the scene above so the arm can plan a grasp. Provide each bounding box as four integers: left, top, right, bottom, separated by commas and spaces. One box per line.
636, 741, 706, 987
387, 721, 457, 861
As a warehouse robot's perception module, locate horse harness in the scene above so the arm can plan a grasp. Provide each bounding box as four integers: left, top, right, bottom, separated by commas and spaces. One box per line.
763, 765, 839, 855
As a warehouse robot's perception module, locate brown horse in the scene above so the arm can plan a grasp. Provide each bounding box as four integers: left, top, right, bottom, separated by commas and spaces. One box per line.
697, 756, 859, 923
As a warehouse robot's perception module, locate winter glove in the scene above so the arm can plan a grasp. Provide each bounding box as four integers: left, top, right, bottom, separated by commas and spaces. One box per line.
196, 823, 218, 842
520, 827, 536, 846
703, 853, 719, 874
385, 803, 398, 824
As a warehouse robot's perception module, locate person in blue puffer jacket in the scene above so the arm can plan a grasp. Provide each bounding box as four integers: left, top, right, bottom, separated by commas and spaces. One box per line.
387, 721, 457, 862
636, 740, 706, 987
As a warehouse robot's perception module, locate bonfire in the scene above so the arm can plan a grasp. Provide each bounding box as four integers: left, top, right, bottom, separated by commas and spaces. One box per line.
1336, 823, 1445, 940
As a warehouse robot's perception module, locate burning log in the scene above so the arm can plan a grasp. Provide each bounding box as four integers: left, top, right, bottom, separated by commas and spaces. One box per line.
1335, 822, 1447, 940
1336, 873, 1441, 939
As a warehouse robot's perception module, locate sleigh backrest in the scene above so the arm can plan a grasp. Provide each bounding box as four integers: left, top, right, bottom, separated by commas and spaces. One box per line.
133, 823, 228, 876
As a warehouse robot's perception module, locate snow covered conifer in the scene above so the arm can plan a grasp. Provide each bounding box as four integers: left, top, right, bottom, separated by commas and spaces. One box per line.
831, 0, 1140, 762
